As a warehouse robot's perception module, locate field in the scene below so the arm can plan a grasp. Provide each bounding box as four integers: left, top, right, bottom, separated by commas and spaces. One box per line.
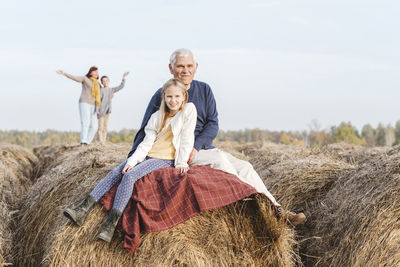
0, 141, 399, 266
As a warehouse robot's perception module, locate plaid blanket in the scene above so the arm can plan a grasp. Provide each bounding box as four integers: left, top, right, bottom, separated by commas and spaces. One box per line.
100, 165, 259, 254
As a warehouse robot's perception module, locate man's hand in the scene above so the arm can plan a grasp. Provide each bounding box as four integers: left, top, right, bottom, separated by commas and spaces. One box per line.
188, 148, 198, 164
177, 166, 189, 173
123, 71, 130, 78
96, 110, 100, 115
56, 70, 64, 75
122, 164, 133, 174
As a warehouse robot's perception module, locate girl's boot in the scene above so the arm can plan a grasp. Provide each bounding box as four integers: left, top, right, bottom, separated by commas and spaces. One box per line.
63, 195, 96, 226
97, 208, 122, 243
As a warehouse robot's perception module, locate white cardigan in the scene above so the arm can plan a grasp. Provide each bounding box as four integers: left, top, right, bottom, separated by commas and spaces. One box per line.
127, 103, 197, 168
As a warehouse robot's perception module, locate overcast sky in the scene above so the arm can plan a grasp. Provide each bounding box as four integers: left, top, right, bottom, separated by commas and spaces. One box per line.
1, 0, 400, 132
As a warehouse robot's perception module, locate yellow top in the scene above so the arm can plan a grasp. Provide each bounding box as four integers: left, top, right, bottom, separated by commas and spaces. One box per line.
147, 124, 176, 160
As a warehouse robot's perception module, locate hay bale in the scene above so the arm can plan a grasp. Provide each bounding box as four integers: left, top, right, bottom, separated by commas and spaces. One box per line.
236, 142, 400, 266
16, 143, 298, 266
215, 141, 249, 161
32, 144, 79, 177
232, 142, 356, 266
300, 145, 400, 266
47, 197, 296, 267
0, 144, 39, 266
238, 142, 313, 168
237, 143, 354, 210
322, 142, 390, 165
253, 155, 354, 211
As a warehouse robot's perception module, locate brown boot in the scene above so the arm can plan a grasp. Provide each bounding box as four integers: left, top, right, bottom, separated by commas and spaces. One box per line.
97, 209, 122, 243
286, 211, 306, 226
63, 195, 96, 226
276, 206, 306, 226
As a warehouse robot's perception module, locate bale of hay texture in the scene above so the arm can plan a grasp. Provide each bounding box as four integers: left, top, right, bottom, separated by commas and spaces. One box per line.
235, 142, 356, 265
32, 144, 78, 177
0, 144, 39, 266
239, 142, 354, 210
301, 145, 400, 266
238, 142, 400, 266
16, 143, 298, 266
322, 142, 390, 165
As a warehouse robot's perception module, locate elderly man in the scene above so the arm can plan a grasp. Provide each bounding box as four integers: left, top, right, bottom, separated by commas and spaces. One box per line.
128, 48, 305, 225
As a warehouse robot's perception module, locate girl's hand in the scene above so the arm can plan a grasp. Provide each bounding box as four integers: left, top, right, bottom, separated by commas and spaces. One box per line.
123, 71, 130, 78
188, 148, 198, 164
56, 70, 64, 75
122, 164, 132, 174
177, 166, 189, 174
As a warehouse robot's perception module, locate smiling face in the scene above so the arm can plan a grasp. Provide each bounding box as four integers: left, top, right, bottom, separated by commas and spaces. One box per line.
101, 77, 110, 87
164, 85, 185, 114
169, 55, 198, 89
90, 69, 99, 79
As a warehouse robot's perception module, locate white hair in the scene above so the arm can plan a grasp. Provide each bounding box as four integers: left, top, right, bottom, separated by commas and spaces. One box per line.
169, 48, 197, 66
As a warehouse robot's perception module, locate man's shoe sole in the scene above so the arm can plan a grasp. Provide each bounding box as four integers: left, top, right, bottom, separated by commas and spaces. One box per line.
289, 213, 306, 226
97, 232, 112, 243
63, 208, 82, 226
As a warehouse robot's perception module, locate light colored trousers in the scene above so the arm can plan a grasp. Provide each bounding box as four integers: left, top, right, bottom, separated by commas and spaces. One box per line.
98, 113, 110, 144
191, 148, 280, 206
79, 102, 98, 144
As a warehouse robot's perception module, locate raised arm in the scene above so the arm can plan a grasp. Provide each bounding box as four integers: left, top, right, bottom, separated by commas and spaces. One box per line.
56, 70, 85, 83
111, 72, 130, 93
111, 79, 126, 93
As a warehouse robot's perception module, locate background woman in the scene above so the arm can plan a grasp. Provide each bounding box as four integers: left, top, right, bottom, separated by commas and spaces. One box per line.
56, 66, 101, 144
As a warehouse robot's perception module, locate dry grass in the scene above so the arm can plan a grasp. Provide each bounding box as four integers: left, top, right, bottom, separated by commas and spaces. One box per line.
47, 196, 296, 267
15, 142, 298, 267
322, 142, 391, 165
236, 142, 354, 210
11, 140, 399, 266
235, 141, 400, 266
302, 145, 400, 266
0, 144, 39, 266
15, 143, 128, 266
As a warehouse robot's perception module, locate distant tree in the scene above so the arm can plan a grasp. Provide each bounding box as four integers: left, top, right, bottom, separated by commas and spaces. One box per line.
279, 132, 291, 145
361, 124, 376, 147
385, 125, 396, 146
308, 119, 321, 132
395, 120, 400, 144
375, 123, 386, 146
315, 131, 332, 147
331, 122, 364, 146
291, 138, 305, 147
306, 119, 332, 147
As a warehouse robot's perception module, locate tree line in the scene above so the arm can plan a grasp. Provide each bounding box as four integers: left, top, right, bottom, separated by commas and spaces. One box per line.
1, 121, 400, 148
215, 120, 400, 148
0, 129, 137, 148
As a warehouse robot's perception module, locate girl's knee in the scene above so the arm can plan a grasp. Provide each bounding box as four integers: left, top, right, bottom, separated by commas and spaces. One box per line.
121, 172, 135, 184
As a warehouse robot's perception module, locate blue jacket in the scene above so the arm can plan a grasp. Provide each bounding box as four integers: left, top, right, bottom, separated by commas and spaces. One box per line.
128, 80, 218, 158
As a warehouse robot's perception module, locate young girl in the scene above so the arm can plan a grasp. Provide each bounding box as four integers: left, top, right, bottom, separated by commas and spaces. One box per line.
63, 78, 197, 242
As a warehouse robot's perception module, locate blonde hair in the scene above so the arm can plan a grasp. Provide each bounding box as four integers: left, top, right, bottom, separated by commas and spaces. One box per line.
158, 78, 188, 132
